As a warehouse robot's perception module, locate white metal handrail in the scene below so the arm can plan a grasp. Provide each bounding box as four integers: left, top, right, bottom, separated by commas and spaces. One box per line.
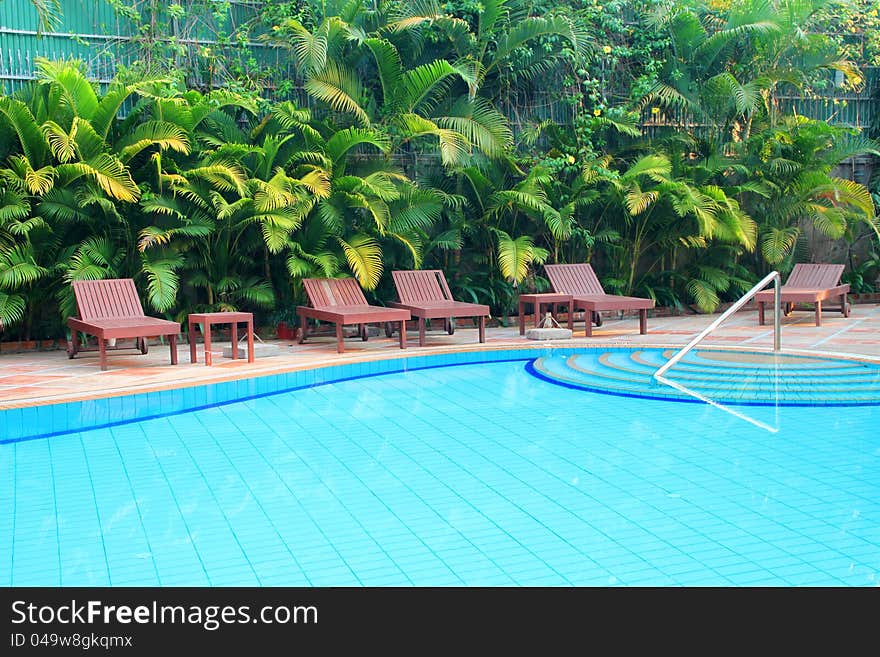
653, 270, 781, 381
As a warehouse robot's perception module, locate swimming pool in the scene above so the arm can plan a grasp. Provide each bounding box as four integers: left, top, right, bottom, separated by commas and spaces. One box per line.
2, 347, 879, 586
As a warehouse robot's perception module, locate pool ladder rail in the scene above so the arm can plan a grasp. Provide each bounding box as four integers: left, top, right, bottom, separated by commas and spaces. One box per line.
653, 271, 782, 433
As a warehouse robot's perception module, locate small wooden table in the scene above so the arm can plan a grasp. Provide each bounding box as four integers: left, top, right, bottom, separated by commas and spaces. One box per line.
518, 293, 573, 335
188, 311, 254, 366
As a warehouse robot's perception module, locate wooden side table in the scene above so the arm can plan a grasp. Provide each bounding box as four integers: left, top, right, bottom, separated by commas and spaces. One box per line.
517, 293, 573, 335
188, 311, 254, 366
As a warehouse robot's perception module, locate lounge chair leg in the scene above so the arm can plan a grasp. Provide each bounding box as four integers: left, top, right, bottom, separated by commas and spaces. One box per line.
518, 299, 526, 336
399, 320, 407, 349
478, 315, 485, 343
298, 315, 307, 343
842, 293, 849, 317
815, 300, 822, 326
231, 322, 238, 359
418, 318, 426, 347
99, 338, 107, 371
585, 312, 593, 337
758, 301, 765, 325
360, 324, 368, 341
336, 323, 344, 353
640, 309, 647, 334
170, 334, 178, 365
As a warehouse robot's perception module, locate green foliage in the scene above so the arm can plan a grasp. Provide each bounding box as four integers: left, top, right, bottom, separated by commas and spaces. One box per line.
1, 0, 877, 337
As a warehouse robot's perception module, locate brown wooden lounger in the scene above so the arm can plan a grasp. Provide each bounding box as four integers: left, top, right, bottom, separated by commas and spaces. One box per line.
297, 278, 410, 353
388, 269, 491, 347
544, 263, 654, 337
753, 263, 850, 327
66, 278, 181, 371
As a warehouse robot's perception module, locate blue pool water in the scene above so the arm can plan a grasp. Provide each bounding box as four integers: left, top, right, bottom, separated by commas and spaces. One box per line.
2, 348, 879, 586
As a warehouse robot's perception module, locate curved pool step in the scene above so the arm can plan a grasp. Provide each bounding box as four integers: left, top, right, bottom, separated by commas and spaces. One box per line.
529, 348, 880, 406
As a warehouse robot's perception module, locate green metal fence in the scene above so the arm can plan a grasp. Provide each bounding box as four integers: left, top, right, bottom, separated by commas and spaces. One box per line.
1, 1, 878, 137
0, 0, 298, 94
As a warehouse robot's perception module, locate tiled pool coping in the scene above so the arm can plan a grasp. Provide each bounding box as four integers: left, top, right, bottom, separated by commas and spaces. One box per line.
4, 342, 880, 444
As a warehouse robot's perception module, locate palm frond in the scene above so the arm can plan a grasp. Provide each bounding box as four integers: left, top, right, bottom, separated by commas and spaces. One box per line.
0, 97, 49, 164
139, 251, 184, 312
325, 127, 390, 164
0, 291, 27, 329
760, 226, 800, 264
118, 121, 190, 162
396, 114, 468, 167
399, 60, 462, 112
59, 154, 140, 202
278, 19, 328, 74
35, 57, 99, 119
0, 244, 48, 289
437, 97, 513, 158
494, 230, 544, 284
339, 235, 383, 290
365, 38, 403, 112
41, 119, 79, 162
305, 62, 370, 126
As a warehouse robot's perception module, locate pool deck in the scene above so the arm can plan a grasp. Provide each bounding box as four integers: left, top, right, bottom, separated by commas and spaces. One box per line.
2, 303, 879, 409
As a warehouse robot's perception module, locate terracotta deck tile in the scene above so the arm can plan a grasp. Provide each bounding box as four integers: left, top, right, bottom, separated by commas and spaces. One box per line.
0, 374, 70, 384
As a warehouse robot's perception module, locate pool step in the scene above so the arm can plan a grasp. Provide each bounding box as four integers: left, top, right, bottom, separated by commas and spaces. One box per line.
529, 349, 880, 406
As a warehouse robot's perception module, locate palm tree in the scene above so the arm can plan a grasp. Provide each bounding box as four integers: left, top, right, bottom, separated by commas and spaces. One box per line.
0, 59, 162, 331
733, 117, 879, 271
643, 0, 862, 144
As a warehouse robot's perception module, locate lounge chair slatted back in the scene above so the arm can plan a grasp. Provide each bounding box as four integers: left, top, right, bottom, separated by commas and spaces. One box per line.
73, 279, 145, 320
392, 270, 453, 304
785, 263, 845, 289
302, 278, 368, 307
544, 263, 605, 295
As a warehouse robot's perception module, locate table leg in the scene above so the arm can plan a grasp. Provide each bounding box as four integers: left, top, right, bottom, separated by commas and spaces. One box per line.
169, 334, 178, 364
188, 320, 197, 363
639, 309, 647, 334
519, 300, 525, 335
231, 321, 238, 360
247, 319, 254, 363
478, 315, 485, 343
204, 322, 213, 366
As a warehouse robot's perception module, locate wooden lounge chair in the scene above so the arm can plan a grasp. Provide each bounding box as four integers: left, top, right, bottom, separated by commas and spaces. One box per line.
544, 263, 654, 337
297, 278, 410, 353
66, 278, 180, 371
754, 263, 850, 327
388, 269, 491, 347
